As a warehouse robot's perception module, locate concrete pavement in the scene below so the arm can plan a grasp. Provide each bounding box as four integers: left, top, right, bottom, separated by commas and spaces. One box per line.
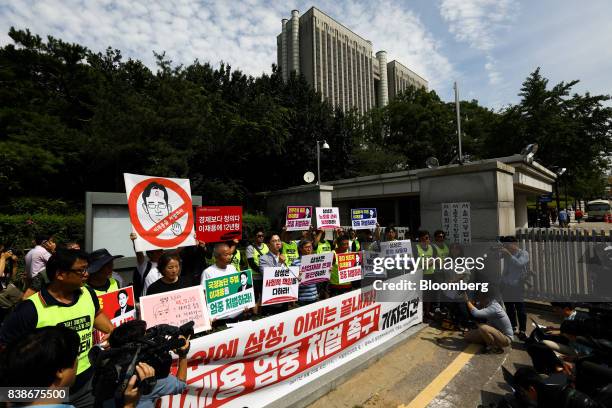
307, 307, 560, 408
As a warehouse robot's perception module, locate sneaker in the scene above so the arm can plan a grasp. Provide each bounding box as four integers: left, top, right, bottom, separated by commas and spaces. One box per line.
518, 331, 528, 341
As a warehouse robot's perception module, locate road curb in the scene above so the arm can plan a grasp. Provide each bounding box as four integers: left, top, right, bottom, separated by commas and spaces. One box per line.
265, 322, 426, 408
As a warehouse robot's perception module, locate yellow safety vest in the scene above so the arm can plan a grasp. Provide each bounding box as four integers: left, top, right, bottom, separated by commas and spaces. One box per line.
330, 251, 352, 287
417, 245, 435, 275
31, 288, 97, 375
230, 249, 242, 271
89, 277, 119, 296
251, 244, 269, 266
316, 240, 332, 254
281, 241, 299, 266
433, 243, 449, 259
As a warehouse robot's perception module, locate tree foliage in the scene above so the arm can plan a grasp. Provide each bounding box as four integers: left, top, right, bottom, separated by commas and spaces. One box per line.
1, 28, 610, 211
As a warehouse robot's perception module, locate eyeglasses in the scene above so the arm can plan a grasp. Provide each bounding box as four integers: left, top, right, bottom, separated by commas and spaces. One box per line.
147, 203, 167, 210
68, 267, 88, 276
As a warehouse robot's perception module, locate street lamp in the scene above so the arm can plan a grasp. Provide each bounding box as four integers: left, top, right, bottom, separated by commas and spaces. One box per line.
316, 140, 329, 185
554, 167, 567, 217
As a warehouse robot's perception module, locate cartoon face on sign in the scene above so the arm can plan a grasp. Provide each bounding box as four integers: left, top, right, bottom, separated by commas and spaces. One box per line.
141, 182, 182, 236
153, 299, 171, 323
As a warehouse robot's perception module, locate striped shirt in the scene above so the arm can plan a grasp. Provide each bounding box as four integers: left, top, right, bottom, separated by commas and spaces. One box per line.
292, 258, 319, 303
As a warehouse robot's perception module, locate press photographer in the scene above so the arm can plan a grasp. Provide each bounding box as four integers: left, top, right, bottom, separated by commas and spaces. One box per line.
91, 319, 192, 408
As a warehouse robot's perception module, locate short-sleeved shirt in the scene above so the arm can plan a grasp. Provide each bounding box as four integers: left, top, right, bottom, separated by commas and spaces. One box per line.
25, 245, 52, 278
146, 277, 190, 296
201, 264, 240, 319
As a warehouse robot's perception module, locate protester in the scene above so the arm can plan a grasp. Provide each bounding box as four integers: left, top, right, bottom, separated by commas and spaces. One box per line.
575, 208, 583, 223
106, 320, 190, 408
292, 239, 319, 306
259, 233, 291, 315
440, 243, 472, 330
130, 233, 164, 297
313, 228, 333, 254
327, 234, 353, 297
23, 242, 82, 299
246, 227, 269, 302
416, 230, 436, 319
463, 289, 513, 353
432, 230, 449, 259
201, 243, 245, 321
0, 248, 114, 408
86, 248, 124, 295
374, 224, 398, 243
347, 228, 361, 252
178, 239, 209, 286
499, 236, 529, 341
146, 253, 189, 296
25, 233, 56, 280
280, 226, 300, 266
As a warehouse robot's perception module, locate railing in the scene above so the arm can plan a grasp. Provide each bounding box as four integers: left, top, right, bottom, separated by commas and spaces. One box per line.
516, 228, 612, 301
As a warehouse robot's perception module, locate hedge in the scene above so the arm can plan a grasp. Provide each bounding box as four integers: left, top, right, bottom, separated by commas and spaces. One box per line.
0, 213, 85, 251
0, 212, 271, 251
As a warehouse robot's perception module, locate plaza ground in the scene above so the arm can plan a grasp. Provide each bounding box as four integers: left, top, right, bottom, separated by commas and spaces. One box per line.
307, 305, 558, 408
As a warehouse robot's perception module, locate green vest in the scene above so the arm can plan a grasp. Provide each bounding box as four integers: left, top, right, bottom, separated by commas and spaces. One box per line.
353, 239, 361, 252
251, 244, 269, 266
230, 249, 242, 272
330, 252, 352, 287
281, 241, 299, 266
433, 243, 449, 259
89, 277, 119, 296
315, 240, 332, 254
417, 244, 435, 275
31, 288, 96, 375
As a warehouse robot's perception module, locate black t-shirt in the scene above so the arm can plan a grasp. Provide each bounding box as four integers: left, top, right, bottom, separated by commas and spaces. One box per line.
146, 277, 190, 295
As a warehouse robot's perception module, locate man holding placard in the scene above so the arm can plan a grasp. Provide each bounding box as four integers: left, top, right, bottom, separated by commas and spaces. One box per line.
259, 232, 292, 315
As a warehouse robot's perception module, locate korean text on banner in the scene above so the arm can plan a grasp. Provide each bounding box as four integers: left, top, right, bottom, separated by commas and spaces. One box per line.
124, 173, 195, 252
140, 286, 211, 333
299, 253, 333, 285
286, 206, 313, 231
362, 250, 385, 278
93, 286, 136, 344
337, 252, 362, 283
380, 239, 413, 257
158, 276, 422, 408
315, 207, 340, 230
351, 208, 377, 230
205, 269, 256, 319
262, 266, 299, 305
196, 206, 243, 243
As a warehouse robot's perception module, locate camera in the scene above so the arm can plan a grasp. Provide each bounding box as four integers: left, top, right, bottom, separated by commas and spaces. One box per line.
89, 321, 194, 403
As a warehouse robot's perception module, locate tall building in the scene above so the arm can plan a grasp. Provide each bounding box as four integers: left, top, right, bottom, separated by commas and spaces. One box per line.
277, 7, 428, 114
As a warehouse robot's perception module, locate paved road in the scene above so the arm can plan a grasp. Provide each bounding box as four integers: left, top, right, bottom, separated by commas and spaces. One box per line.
308, 306, 559, 408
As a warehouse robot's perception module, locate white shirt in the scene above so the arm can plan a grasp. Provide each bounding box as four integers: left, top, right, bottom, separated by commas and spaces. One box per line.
201, 264, 240, 319
25, 245, 51, 278
141, 261, 159, 296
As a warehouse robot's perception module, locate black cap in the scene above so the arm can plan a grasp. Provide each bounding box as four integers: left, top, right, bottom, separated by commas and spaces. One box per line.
88, 249, 123, 274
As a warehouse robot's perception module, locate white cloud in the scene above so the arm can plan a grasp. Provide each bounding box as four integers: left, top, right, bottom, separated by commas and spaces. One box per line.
0, 0, 453, 88
439, 0, 518, 87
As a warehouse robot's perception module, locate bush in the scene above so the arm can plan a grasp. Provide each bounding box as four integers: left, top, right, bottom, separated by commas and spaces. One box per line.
242, 213, 271, 241
0, 213, 85, 251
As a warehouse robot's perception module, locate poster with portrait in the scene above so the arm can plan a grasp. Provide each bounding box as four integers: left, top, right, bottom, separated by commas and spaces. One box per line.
286, 206, 313, 231
93, 286, 136, 344
204, 269, 256, 319
351, 208, 377, 230
124, 173, 196, 252
337, 252, 362, 283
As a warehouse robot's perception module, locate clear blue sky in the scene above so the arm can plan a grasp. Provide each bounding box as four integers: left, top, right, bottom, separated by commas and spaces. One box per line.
1, 0, 611, 109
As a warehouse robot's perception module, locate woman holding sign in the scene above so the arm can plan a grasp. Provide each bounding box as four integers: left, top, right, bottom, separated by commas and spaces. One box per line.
146, 253, 189, 296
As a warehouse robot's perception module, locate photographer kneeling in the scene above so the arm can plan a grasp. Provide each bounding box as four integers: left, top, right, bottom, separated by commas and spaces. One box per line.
463, 289, 514, 353
99, 320, 191, 408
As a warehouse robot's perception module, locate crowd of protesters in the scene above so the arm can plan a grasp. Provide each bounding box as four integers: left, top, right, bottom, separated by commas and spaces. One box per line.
1, 222, 610, 408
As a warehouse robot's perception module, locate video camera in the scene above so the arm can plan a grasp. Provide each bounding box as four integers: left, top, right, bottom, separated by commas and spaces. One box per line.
89, 321, 194, 403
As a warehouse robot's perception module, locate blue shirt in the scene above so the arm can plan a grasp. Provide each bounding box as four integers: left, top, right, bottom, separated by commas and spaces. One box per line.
137, 375, 186, 408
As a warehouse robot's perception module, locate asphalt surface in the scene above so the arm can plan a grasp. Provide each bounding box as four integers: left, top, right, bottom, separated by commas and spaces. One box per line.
307, 306, 560, 408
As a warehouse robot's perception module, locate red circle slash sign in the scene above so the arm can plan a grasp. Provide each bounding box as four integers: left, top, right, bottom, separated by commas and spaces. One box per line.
128, 177, 194, 248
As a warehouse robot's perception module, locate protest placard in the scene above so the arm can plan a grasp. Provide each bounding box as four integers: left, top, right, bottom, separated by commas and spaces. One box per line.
262, 266, 299, 305
140, 286, 211, 333
124, 173, 195, 252
315, 207, 340, 230
93, 286, 136, 344
351, 208, 377, 230
205, 269, 256, 319
299, 253, 333, 285
196, 206, 242, 242
362, 250, 385, 278
337, 252, 362, 283
285, 206, 312, 231
380, 239, 413, 257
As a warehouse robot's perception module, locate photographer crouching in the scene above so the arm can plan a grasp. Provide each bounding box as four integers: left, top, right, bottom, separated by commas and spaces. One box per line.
91, 320, 192, 408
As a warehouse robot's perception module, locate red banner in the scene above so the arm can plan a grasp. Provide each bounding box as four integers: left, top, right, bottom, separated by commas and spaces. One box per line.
196, 206, 243, 242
